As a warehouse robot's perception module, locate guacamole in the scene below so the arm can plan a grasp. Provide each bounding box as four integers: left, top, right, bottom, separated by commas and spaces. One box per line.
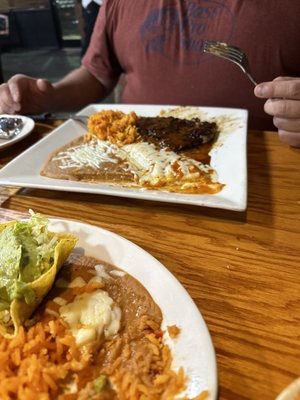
0, 212, 58, 310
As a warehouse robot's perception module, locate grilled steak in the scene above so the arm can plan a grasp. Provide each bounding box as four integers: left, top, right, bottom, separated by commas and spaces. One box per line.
136, 116, 218, 152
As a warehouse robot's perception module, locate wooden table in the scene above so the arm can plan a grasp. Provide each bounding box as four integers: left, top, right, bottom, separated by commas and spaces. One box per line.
0, 121, 299, 400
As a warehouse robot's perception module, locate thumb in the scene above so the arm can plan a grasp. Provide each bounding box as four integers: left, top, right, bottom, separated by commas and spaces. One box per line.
36, 78, 53, 93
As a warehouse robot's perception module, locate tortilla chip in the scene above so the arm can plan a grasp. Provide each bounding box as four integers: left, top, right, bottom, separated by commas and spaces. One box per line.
0, 222, 77, 338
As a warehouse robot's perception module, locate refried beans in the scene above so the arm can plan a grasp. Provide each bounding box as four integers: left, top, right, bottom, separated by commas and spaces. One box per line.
0, 255, 210, 400
40, 108, 224, 195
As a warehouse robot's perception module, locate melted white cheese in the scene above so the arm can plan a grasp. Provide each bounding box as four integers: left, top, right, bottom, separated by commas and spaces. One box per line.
45, 308, 60, 317
68, 277, 86, 288
55, 138, 214, 186
88, 275, 103, 285
59, 290, 121, 350
110, 269, 126, 277
53, 297, 68, 306
54, 140, 127, 169
122, 142, 211, 185
95, 264, 111, 279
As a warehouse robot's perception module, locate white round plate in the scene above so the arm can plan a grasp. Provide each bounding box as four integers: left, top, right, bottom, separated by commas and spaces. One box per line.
276, 378, 300, 400
49, 218, 218, 399
0, 115, 35, 150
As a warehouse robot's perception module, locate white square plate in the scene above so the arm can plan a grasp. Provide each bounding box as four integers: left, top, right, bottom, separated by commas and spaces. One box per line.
0, 104, 248, 211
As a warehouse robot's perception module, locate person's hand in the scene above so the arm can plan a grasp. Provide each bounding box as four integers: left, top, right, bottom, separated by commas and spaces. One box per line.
0, 74, 54, 115
254, 77, 300, 147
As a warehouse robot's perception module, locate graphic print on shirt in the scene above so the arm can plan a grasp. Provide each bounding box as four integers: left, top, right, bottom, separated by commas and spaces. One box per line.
140, 0, 235, 65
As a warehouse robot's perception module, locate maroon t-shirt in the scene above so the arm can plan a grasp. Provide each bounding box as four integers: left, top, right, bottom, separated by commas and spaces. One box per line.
82, 0, 300, 130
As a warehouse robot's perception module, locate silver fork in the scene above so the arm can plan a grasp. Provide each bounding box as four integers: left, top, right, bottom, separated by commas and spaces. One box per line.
29, 113, 89, 129
203, 40, 257, 86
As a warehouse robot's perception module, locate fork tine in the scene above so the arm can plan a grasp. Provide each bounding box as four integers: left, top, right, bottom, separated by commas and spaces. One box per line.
218, 47, 244, 59
204, 47, 244, 64
203, 40, 257, 85
204, 40, 240, 51
204, 40, 240, 52
204, 41, 244, 59
207, 47, 243, 60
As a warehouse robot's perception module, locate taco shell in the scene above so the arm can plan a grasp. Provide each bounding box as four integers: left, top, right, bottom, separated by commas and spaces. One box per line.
0, 221, 77, 338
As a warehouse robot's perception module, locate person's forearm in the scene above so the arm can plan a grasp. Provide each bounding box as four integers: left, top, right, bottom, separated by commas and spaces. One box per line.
50, 66, 110, 112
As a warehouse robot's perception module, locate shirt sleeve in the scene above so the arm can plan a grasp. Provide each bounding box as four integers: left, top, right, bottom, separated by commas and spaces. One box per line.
81, 0, 122, 90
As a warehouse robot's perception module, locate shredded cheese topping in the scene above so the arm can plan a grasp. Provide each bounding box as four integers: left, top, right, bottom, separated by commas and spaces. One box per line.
55, 139, 215, 187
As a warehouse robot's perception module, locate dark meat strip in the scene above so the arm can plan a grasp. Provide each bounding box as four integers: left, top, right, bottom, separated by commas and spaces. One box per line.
136, 116, 218, 152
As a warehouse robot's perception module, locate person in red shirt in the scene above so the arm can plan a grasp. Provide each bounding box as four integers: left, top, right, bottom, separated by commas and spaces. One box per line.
0, 0, 299, 147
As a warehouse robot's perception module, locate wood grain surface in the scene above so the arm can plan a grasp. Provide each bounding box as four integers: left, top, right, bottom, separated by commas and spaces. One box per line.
0, 121, 299, 400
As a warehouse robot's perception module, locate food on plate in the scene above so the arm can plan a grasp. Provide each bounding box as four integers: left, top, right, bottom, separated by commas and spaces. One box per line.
0, 116, 24, 140
41, 107, 224, 195
0, 214, 209, 400
167, 324, 181, 339
0, 211, 77, 338
87, 110, 139, 145
136, 116, 217, 151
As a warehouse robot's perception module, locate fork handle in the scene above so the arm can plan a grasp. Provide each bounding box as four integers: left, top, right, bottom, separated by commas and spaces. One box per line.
245, 72, 257, 86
